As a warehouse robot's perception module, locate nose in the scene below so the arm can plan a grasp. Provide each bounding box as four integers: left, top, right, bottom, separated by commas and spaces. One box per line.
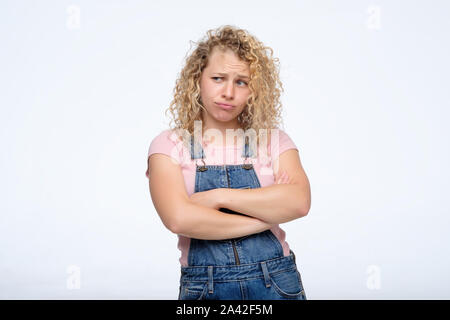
222, 80, 234, 99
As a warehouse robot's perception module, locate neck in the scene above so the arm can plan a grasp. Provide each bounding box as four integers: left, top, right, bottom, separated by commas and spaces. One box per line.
202, 127, 245, 148
201, 115, 243, 147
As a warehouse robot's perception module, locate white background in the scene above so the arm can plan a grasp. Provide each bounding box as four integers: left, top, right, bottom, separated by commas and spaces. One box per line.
1, 0, 449, 299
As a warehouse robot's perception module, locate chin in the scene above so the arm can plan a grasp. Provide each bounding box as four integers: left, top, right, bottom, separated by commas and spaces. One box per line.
215, 119, 236, 124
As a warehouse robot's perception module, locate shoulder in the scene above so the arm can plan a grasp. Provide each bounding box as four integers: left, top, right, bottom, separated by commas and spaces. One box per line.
147, 128, 186, 160
269, 128, 298, 155
146, 129, 185, 178
151, 129, 180, 143
276, 128, 294, 141
149, 129, 186, 149
269, 128, 298, 159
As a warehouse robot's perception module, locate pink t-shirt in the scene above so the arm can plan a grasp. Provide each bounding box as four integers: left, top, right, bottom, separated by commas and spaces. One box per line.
145, 128, 299, 266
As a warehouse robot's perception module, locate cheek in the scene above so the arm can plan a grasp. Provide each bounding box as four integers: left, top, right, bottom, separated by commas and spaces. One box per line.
238, 93, 250, 109
236, 105, 246, 114
200, 83, 217, 101
239, 90, 251, 102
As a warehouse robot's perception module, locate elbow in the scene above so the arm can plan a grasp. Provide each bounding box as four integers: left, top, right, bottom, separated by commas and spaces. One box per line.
296, 198, 311, 218
291, 184, 311, 218
166, 201, 194, 235
166, 212, 185, 235
297, 206, 309, 218
167, 221, 180, 234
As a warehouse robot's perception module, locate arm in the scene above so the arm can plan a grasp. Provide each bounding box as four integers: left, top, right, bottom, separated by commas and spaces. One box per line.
174, 202, 274, 240
217, 149, 311, 224
148, 153, 274, 240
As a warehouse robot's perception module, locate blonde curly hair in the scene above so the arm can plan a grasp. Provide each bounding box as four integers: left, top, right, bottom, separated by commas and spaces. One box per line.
165, 25, 285, 147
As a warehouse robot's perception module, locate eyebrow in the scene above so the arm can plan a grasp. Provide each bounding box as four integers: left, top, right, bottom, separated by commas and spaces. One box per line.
213, 72, 250, 79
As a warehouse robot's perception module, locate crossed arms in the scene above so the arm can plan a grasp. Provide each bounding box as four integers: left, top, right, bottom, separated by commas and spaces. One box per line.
148, 149, 311, 240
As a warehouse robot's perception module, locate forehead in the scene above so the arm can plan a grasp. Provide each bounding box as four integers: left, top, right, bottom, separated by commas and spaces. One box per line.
206, 47, 249, 74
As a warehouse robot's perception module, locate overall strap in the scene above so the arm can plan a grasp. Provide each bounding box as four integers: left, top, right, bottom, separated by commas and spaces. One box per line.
190, 134, 205, 160
190, 134, 255, 160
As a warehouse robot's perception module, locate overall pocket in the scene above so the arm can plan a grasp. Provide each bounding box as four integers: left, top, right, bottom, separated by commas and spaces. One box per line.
270, 268, 306, 300
179, 281, 208, 300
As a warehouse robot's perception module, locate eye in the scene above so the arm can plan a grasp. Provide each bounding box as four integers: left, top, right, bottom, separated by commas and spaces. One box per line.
212, 77, 247, 86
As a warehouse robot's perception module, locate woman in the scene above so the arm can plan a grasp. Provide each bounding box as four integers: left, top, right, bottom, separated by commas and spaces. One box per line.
146, 25, 311, 300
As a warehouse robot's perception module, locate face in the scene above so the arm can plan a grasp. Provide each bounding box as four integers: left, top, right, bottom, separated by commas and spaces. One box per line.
199, 47, 251, 133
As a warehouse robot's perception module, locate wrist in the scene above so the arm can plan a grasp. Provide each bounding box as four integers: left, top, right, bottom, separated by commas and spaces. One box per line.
256, 218, 274, 232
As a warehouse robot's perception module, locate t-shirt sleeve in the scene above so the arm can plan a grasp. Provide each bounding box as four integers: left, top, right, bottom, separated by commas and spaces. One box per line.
269, 129, 298, 163
278, 129, 298, 157
145, 129, 182, 179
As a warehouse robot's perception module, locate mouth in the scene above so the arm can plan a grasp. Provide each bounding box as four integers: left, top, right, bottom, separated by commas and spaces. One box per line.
215, 102, 235, 110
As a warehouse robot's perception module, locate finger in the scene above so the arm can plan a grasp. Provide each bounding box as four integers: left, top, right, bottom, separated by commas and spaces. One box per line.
275, 169, 285, 177
275, 170, 284, 182
277, 172, 287, 184
283, 171, 293, 184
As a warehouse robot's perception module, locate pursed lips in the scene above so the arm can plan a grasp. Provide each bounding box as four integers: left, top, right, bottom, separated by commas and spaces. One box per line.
215, 102, 235, 107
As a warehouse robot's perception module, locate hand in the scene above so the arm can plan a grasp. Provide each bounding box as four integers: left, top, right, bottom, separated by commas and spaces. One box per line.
274, 170, 292, 184
189, 188, 223, 210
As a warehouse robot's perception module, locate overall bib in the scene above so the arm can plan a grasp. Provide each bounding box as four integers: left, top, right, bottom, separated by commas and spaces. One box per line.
178, 136, 307, 300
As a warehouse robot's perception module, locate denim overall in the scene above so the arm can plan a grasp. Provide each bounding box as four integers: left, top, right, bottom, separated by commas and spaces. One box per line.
178, 135, 307, 300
